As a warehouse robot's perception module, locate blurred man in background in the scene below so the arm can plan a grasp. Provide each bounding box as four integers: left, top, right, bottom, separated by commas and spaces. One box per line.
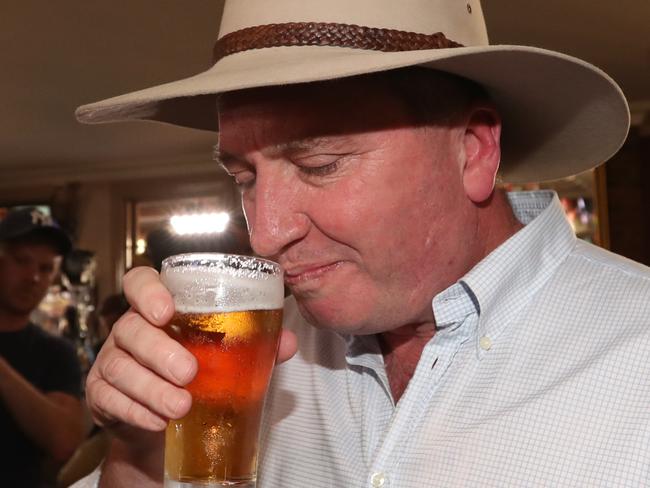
0, 207, 85, 487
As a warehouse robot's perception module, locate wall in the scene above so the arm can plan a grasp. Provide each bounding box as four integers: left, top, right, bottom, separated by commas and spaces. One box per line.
605, 127, 650, 266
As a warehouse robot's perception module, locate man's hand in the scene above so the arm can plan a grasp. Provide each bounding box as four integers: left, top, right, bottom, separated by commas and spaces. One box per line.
86, 266, 297, 433
86, 266, 194, 431
86, 266, 297, 487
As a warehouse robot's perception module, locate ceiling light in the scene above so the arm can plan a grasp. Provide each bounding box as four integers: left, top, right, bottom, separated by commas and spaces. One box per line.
170, 212, 230, 235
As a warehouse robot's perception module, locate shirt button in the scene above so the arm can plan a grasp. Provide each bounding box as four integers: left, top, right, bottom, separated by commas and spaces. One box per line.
479, 336, 492, 350
370, 472, 386, 487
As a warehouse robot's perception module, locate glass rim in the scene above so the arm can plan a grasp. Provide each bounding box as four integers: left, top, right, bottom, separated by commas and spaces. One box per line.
161, 252, 282, 275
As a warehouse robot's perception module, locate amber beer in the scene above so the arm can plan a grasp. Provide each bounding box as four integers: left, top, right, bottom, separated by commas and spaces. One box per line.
160, 254, 284, 488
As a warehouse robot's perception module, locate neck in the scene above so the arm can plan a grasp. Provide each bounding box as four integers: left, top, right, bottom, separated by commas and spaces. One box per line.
379, 189, 523, 402
379, 322, 435, 402
474, 189, 524, 259
0, 308, 30, 332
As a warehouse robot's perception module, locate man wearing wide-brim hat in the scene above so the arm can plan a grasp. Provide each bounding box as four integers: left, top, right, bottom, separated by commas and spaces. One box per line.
75, 1, 650, 487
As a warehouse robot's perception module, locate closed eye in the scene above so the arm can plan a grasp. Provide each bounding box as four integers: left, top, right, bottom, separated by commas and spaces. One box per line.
229, 170, 256, 190
299, 159, 340, 177
216, 152, 255, 190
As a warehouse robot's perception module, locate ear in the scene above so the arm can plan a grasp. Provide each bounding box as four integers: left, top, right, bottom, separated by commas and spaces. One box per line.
461, 107, 502, 203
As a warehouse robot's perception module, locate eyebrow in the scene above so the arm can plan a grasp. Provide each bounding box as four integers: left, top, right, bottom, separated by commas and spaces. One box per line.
279, 136, 354, 155
215, 136, 352, 167
213, 147, 242, 173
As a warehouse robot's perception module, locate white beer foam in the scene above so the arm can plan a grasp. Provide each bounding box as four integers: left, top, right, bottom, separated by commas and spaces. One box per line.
162, 262, 284, 313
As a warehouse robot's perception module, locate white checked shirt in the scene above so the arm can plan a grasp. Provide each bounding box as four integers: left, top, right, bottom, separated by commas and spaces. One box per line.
75, 191, 650, 487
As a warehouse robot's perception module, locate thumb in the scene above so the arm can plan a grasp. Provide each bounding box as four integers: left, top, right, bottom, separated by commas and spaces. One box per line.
277, 329, 297, 364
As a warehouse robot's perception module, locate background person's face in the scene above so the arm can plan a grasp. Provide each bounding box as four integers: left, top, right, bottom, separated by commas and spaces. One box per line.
0, 242, 60, 316
218, 79, 480, 334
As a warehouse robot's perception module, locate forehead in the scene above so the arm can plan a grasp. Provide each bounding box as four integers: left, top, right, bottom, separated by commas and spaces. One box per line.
2, 240, 60, 260
217, 76, 414, 150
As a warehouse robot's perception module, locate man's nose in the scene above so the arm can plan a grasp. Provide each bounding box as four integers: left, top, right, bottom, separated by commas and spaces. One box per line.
246, 174, 309, 258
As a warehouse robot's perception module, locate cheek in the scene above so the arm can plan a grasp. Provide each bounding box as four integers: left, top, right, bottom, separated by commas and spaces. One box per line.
308, 177, 379, 243
38, 273, 53, 288
0, 263, 21, 285
370, 172, 462, 279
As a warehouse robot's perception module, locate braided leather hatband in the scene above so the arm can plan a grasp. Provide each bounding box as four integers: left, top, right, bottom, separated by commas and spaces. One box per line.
213, 22, 464, 62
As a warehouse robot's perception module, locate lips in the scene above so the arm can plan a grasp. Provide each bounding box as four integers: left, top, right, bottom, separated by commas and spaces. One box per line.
283, 261, 342, 286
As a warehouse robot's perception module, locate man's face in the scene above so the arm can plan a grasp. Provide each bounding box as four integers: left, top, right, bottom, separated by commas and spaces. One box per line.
218, 78, 480, 334
0, 242, 60, 316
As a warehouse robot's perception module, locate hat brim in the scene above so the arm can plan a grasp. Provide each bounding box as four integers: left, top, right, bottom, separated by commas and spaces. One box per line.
4, 227, 73, 256
76, 45, 629, 183
32, 227, 72, 255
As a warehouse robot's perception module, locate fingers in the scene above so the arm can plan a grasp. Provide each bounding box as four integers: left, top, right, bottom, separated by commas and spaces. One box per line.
98, 347, 191, 417
86, 372, 168, 431
87, 339, 193, 431
123, 267, 174, 326
277, 329, 298, 364
111, 311, 197, 385
86, 308, 197, 432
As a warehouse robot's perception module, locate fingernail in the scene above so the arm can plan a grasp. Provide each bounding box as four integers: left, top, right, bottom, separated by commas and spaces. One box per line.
151, 416, 168, 430
165, 392, 189, 418
170, 355, 194, 384
151, 300, 170, 322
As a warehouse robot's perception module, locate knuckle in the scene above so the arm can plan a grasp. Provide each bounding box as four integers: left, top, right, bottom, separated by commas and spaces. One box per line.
123, 400, 140, 424
140, 371, 179, 416
124, 399, 153, 428
89, 380, 119, 426
101, 354, 132, 385
85, 369, 101, 398
139, 327, 181, 375
151, 334, 179, 364
112, 313, 141, 347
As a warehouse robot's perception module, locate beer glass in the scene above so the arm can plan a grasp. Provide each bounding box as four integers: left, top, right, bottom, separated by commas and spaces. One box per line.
160, 253, 284, 488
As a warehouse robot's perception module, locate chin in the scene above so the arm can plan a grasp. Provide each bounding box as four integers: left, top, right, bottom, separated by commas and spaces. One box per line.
9, 298, 41, 316
8, 306, 36, 316
294, 297, 380, 335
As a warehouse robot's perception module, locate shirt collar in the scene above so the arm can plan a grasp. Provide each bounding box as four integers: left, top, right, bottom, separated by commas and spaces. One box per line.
344, 332, 383, 369
432, 281, 479, 331
460, 190, 576, 349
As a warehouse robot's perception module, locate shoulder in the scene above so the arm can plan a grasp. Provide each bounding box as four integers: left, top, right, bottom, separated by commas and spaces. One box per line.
29, 324, 78, 359
28, 324, 82, 394
572, 240, 650, 281
538, 241, 650, 344
562, 241, 650, 303
30, 324, 81, 381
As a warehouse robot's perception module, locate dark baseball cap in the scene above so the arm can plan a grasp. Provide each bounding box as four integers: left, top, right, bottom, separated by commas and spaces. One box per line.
0, 207, 72, 255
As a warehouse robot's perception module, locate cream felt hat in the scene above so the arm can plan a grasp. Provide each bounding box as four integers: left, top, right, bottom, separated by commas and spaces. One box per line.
76, 0, 630, 183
